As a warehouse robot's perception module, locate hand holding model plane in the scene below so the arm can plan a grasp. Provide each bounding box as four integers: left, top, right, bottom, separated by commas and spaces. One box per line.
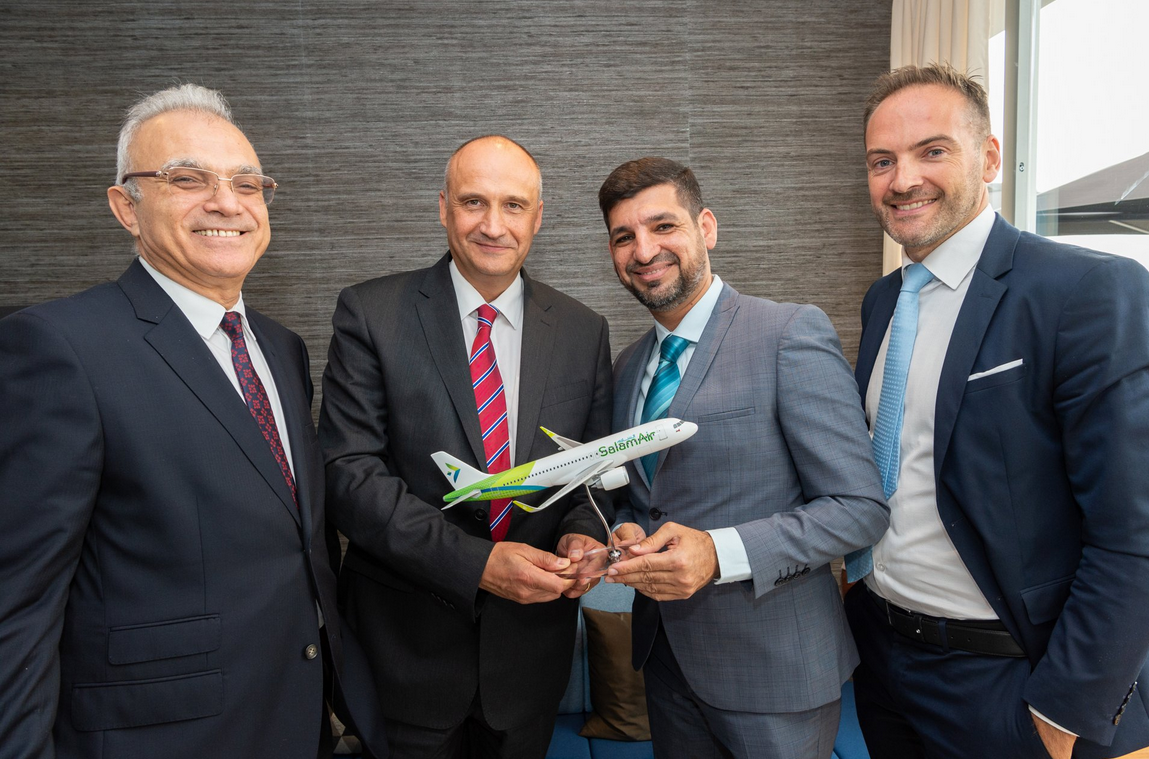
606, 521, 720, 600
479, 541, 578, 603
432, 418, 698, 603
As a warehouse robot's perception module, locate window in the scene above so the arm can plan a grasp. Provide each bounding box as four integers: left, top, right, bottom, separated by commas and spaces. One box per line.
991, 0, 1148, 267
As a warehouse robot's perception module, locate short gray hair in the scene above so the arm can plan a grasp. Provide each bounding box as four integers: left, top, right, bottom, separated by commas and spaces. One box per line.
115, 84, 234, 201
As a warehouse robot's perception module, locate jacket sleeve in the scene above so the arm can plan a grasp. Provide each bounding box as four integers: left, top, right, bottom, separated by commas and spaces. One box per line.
735, 305, 889, 599
318, 286, 494, 617
1022, 256, 1149, 745
0, 312, 104, 759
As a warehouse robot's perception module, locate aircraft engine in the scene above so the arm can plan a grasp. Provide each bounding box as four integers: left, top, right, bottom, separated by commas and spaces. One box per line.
593, 467, 630, 491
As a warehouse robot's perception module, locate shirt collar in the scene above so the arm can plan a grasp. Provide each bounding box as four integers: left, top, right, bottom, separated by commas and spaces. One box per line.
137, 256, 246, 338
653, 274, 724, 346
902, 204, 996, 290
449, 258, 524, 331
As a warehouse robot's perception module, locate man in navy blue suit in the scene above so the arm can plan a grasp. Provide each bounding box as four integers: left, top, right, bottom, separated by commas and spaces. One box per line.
845, 63, 1149, 759
0, 85, 385, 759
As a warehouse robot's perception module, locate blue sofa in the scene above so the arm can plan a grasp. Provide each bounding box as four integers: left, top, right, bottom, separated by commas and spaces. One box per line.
546, 582, 869, 759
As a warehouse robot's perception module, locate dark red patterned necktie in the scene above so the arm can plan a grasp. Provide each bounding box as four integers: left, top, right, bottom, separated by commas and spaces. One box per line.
220, 312, 297, 506
470, 304, 512, 541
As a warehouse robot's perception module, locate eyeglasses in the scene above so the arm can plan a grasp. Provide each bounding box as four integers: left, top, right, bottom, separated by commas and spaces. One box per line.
122, 167, 278, 205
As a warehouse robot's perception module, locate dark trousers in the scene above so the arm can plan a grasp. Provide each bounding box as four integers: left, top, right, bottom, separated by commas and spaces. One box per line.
844, 584, 1050, 759
382, 687, 553, 759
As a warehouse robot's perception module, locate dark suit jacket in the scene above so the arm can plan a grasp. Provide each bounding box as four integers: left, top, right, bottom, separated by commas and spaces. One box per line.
856, 215, 1149, 754
319, 253, 612, 731
0, 260, 386, 759
612, 283, 888, 714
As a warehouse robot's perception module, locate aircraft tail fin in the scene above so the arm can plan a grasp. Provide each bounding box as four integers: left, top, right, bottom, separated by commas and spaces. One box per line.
431, 451, 487, 489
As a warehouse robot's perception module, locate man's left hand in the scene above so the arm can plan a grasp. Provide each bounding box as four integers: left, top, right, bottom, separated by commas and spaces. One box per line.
1031, 712, 1076, 759
555, 533, 606, 599
605, 521, 718, 600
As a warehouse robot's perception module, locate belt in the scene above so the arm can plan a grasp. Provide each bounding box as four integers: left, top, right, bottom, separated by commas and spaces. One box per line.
865, 585, 1026, 658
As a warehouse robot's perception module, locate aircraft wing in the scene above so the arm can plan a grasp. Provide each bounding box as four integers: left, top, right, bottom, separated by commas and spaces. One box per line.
514, 458, 614, 513
441, 488, 483, 510
540, 426, 582, 452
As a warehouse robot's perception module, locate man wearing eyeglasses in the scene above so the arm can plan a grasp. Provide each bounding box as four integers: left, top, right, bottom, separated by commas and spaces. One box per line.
0, 84, 385, 759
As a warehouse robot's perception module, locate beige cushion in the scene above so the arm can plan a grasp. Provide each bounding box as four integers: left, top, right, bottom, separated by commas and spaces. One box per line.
578, 609, 651, 742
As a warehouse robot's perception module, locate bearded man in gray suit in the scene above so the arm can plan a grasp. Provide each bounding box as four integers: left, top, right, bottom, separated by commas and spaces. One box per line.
601, 157, 888, 759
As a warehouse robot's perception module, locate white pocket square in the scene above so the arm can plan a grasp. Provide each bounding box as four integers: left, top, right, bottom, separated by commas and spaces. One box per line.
968, 358, 1023, 382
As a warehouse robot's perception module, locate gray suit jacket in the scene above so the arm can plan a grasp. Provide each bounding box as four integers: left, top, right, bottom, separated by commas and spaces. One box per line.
613, 282, 887, 713
319, 253, 613, 730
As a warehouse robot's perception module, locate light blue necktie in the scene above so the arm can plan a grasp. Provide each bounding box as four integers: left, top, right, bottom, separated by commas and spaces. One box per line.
640, 335, 690, 482
845, 262, 934, 582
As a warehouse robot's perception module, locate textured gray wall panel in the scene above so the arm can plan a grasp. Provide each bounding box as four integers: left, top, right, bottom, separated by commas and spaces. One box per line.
0, 0, 890, 414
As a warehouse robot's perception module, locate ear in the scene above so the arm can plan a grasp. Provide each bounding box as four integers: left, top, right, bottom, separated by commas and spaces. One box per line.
532, 199, 544, 235
438, 190, 448, 229
982, 134, 1003, 184
107, 185, 140, 237
698, 208, 718, 250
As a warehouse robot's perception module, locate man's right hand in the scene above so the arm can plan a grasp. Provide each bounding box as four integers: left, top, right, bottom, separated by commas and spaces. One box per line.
612, 522, 647, 546
479, 541, 577, 604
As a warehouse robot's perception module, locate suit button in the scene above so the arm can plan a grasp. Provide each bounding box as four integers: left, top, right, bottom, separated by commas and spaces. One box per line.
649, 508, 663, 520
304, 644, 319, 660
474, 509, 487, 522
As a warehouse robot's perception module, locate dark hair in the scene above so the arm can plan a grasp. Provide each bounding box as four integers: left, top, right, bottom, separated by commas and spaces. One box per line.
863, 63, 991, 139
598, 157, 703, 228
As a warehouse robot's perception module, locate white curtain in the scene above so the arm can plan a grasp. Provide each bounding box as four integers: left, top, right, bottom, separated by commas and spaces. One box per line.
882, 0, 992, 273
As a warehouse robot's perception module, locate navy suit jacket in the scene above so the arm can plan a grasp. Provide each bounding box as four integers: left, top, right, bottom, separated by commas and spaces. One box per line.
0, 260, 386, 759
856, 215, 1149, 753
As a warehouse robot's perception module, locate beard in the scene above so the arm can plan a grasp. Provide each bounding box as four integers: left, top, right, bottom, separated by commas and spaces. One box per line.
876, 171, 984, 252
622, 250, 708, 312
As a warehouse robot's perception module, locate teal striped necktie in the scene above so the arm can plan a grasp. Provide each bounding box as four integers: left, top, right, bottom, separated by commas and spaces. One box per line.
640, 334, 690, 481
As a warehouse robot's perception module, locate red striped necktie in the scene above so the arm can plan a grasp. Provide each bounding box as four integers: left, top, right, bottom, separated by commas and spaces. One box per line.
220, 312, 297, 507
470, 304, 512, 541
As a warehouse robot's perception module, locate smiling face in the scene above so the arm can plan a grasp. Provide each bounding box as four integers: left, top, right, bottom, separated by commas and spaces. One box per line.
107, 110, 270, 307
439, 137, 542, 302
865, 84, 1001, 262
606, 183, 716, 329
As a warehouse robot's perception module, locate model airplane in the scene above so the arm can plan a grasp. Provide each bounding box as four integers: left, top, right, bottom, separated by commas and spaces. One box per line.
432, 417, 698, 513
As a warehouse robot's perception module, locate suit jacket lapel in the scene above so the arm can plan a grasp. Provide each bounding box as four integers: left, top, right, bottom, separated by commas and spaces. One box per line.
670, 283, 738, 415
926, 217, 1020, 628
247, 312, 308, 530
415, 254, 485, 467
616, 329, 657, 489
855, 274, 901, 407
657, 283, 738, 478
514, 273, 556, 465
119, 261, 301, 524
933, 216, 1017, 480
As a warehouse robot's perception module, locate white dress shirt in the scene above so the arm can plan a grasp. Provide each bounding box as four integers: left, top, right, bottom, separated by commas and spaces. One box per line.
631, 275, 750, 584
449, 260, 524, 464
138, 257, 295, 478
863, 205, 996, 620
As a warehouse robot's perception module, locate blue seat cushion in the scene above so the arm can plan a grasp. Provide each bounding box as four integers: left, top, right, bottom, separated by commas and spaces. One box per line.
588, 736, 653, 759
547, 713, 592, 759
833, 681, 869, 759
